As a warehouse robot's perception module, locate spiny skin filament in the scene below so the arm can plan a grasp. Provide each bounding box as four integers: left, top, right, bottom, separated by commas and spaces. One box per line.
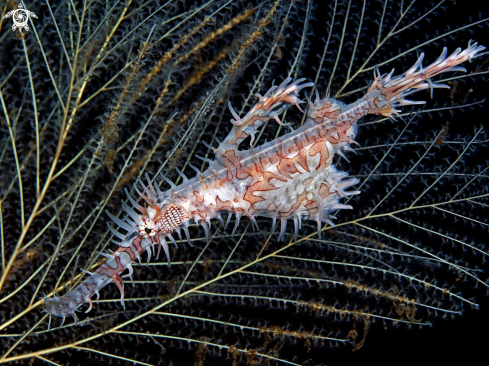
42, 42, 485, 326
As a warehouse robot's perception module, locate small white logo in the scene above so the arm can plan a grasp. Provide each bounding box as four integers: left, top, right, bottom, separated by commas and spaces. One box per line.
3, 3, 37, 32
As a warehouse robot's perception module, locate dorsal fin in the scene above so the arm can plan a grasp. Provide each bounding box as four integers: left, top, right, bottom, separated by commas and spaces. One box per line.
219, 78, 314, 149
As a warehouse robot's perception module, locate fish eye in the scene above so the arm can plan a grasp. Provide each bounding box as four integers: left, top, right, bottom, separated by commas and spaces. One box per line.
144, 228, 152, 234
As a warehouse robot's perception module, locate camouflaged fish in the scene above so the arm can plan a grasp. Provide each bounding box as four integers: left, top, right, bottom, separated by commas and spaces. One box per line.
43, 42, 485, 326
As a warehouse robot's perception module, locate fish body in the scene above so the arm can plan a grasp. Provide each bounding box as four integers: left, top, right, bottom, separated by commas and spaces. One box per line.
43, 42, 485, 325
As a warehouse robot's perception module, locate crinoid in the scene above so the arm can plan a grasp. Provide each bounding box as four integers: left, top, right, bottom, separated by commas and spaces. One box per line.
0, 1, 487, 365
